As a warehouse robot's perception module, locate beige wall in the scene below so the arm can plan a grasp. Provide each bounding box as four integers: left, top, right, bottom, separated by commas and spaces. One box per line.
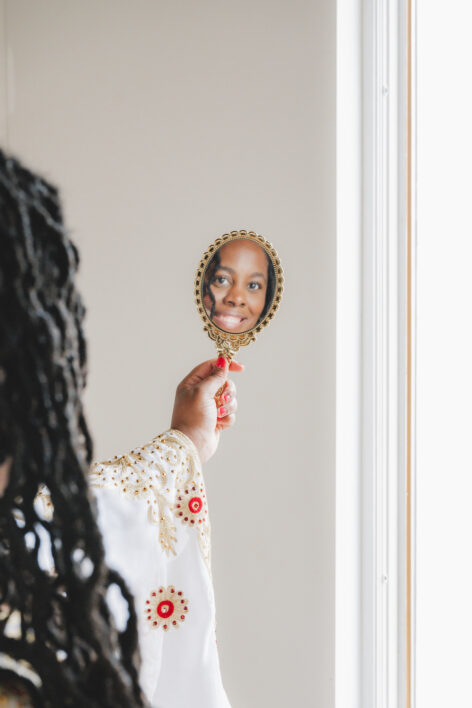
0, 1, 336, 705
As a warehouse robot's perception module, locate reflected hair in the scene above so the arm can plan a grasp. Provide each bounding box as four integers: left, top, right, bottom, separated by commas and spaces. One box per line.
0, 150, 146, 707
202, 242, 276, 326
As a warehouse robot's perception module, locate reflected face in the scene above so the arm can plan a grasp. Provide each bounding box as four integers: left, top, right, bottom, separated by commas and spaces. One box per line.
203, 239, 271, 333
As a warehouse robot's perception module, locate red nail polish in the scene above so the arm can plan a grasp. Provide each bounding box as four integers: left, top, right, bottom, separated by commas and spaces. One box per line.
218, 407, 227, 417
216, 356, 226, 369
224, 394, 231, 403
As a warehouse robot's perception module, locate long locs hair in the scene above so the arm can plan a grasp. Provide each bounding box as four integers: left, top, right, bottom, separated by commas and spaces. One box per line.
0, 150, 147, 707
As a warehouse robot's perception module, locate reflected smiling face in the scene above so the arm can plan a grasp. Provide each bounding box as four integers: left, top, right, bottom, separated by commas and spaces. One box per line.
203, 239, 270, 333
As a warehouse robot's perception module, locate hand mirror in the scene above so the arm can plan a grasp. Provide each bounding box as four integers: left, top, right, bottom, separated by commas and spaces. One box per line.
195, 230, 284, 361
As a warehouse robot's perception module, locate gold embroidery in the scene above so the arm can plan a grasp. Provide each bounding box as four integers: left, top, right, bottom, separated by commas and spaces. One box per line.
89, 429, 211, 575
33, 429, 211, 575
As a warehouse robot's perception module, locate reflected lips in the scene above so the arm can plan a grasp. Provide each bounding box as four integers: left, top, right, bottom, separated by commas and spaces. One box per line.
212, 312, 246, 331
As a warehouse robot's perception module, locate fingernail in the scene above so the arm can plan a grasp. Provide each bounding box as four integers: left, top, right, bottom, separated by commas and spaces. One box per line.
224, 394, 231, 403
218, 407, 227, 417
216, 357, 226, 369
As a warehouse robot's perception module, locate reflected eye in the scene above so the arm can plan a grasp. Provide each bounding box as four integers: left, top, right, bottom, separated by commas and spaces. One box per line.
248, 281, 263, 291
213, 275, 229, 287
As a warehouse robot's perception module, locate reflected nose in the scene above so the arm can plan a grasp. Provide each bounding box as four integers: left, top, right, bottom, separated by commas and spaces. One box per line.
223, 284, 246, 307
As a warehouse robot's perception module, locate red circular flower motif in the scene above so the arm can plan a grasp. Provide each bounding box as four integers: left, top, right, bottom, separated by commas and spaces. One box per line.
189, 496, 203, 514
174, 485, 208, 527
145, 586, 189, 631
157, 600, 174, 618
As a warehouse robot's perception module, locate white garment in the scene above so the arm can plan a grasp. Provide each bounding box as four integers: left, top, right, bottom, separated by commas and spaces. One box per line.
88, 428, 231, 708
34, 428, 231, 708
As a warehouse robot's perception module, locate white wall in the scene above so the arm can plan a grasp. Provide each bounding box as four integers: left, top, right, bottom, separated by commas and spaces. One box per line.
0, 2, 336, 705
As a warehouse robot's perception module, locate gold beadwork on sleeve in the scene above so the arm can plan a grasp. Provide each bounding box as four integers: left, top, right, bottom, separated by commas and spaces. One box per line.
87, 429, 211, 575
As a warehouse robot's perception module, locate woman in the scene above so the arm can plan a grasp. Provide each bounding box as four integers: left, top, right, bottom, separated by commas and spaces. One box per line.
0, 149, 240, 708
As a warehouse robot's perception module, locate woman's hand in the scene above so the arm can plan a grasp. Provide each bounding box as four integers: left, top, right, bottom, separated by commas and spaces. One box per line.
170, 356, 244, 464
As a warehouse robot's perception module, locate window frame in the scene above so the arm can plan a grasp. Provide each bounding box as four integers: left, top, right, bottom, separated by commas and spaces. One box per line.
336, 0, 415, 706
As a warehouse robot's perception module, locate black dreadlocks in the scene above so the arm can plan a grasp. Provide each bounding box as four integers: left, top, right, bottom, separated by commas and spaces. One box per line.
0, 149, 147, 707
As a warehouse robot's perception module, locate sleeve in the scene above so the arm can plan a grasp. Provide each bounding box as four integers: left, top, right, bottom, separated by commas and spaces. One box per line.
88, 428, 231, 708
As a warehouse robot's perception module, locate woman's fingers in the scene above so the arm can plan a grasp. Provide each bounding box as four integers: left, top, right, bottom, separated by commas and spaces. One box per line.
217, 379, 237, 407
216, 413, 236, 431
229, 360, 244, 372
215, 375, 238, 430
217, 396, 237, 419
178, 358, 243, 392
171, 358, 243, 463
178, 359, 216, 388
225, 379, 237, 397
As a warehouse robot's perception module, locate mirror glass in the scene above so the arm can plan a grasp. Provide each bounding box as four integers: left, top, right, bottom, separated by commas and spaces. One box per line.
196, 231, 283, 357
202, 238, 276, 334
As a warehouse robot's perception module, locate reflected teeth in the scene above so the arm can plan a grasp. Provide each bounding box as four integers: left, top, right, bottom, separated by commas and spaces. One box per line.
214, 314, 245, 329
217, 315, 241, 325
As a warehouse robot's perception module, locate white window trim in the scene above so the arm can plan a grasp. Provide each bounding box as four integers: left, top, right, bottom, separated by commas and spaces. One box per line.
336, 0, 362, 705
336, 1, 414, 706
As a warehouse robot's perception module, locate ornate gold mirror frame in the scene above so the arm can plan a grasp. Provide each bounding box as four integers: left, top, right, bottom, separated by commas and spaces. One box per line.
194, 230, 284, 361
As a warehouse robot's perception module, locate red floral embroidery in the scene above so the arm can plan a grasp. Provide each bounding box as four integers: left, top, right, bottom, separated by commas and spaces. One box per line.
189, 496, 203, 513
174, 484, 208, 526
157, 600, 174, 618
145, 586, 189, 631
